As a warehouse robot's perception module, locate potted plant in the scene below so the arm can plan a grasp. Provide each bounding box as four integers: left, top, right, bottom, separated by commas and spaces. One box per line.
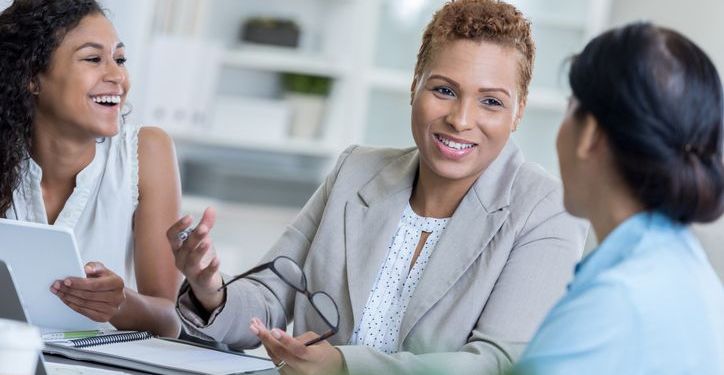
281, 73, 332, 140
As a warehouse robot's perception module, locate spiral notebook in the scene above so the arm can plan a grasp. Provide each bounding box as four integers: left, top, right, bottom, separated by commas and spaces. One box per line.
43, 331, 274, 375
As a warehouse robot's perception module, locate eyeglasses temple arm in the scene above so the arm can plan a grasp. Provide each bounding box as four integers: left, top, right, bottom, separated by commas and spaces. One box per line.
217, 262, 272, 291
303, 329, 337, 346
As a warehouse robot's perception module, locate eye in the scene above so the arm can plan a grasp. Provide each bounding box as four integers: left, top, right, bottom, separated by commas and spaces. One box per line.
481, 97, 503, 107
432, 86, 456, 97
83, 57, 101, 63
115, 57, 127, 66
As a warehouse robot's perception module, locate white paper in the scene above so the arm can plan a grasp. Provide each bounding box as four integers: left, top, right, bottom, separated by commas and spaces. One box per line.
84, 338, 272, 374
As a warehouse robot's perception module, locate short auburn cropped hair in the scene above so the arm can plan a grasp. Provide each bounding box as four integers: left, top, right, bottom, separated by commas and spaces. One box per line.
414, 0, 535, 101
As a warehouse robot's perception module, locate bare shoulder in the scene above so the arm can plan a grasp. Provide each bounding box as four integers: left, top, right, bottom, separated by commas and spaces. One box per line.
138, 126, 174, 157
136, 126, 178, 191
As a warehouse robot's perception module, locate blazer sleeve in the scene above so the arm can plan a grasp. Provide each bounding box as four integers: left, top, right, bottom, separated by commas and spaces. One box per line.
337, 188, 589, 375
176, 146, 357, 349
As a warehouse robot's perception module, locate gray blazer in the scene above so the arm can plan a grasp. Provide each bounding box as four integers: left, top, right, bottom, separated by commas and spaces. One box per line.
177, 143, 588, 375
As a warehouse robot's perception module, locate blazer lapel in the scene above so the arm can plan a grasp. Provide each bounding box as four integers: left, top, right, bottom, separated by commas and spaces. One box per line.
345, 149, 418, 326
397, 194, 508, 342
398, 142, 523, 343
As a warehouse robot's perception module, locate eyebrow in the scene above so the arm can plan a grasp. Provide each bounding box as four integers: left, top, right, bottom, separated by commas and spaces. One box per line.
428, 74, 511, 98
75, 41, 125, 52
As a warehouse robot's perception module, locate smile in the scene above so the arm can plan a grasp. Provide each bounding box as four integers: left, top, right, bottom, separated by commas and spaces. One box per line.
434, 134, 476, 150
91, 95, 121, 106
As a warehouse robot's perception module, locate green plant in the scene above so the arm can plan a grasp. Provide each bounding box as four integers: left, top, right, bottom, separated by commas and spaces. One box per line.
281, 73, 332, 96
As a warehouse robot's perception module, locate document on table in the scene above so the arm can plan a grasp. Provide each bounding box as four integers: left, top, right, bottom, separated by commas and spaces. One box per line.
45, 337, 274, 375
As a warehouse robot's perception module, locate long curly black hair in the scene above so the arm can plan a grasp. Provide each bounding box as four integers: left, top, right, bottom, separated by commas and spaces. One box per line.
0, 0, 103, 216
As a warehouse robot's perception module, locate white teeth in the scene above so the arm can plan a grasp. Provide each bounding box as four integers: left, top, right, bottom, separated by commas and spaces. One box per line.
436, 135, 474, 150
91, 95, 121, 104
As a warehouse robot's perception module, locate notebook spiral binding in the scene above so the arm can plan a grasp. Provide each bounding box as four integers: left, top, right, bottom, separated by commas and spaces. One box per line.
71, 331, 153, 348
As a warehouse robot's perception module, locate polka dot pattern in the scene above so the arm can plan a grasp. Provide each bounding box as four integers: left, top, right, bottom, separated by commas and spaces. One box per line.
349, 203, 449, 354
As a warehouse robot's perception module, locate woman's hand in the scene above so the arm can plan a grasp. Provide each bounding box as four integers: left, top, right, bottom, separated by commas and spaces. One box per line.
50, 261, 126, 322
250, 318, 345, 375
166, 207, 224, 312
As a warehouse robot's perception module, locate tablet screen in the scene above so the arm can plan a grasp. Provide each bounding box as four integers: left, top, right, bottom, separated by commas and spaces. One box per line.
0, 219, 102, 331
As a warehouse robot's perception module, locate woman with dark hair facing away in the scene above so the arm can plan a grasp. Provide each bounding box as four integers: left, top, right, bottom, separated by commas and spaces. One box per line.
168, 1, 588, 374
514, 22, 724, 374
0, 0, 182, 336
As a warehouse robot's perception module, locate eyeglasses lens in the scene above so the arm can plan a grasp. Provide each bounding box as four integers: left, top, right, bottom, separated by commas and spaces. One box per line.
311, 292, 339, 328
274, 257, 306, 292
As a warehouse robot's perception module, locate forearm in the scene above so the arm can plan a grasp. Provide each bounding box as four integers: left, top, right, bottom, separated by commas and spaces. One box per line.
111, 288, 181, 337
177, 277, 287, 349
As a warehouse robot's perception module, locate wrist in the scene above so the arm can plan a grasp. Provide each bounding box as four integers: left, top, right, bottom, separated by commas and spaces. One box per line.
198, 289, 225, 313
189, 281, 225, 313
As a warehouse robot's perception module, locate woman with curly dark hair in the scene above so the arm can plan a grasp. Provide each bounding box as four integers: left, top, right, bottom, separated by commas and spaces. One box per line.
0, 0, 182, 337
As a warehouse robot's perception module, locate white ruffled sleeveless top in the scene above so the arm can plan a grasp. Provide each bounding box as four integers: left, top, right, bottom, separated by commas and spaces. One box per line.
6, 124, 140, 289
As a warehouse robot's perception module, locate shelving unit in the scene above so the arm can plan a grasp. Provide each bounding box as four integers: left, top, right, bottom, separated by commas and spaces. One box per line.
223, 45, 349, 77
135, 0, 611, 206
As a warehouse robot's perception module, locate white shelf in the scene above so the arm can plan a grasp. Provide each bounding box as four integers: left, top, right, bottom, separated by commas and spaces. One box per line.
367, 68, 414, 93
223, 45, 348, 77
367, 68, 567, 112
170, 130, 336, 158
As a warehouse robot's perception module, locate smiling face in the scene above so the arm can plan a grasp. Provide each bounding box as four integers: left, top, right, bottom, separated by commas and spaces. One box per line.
411, 39, 524, 186
34, 13, 129, 139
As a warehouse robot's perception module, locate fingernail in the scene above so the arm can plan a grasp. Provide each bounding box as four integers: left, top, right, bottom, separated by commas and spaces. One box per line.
50, 286, 57, 294
53, 281, 60, 289
271, 329, 282, 339
63, 279, 71, 286
85, 265, 93, 273
250, 325, 259, 335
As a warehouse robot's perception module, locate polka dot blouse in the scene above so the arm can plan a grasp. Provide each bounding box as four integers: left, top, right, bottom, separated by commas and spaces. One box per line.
349, 203, 450, 354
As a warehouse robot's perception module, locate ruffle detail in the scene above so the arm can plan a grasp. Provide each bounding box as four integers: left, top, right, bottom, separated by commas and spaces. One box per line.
126, 124, 140, 209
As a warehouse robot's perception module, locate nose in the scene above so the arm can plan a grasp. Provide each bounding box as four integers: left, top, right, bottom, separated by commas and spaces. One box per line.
445, 98, 474, 132
103, 60, 126, 85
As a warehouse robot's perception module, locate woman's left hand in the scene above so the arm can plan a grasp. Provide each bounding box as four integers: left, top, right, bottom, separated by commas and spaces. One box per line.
50, 261, 126, 322
250, 318, 345, 375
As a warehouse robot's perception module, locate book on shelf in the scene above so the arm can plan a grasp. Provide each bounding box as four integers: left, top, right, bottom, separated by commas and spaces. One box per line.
43, 330, 274, 375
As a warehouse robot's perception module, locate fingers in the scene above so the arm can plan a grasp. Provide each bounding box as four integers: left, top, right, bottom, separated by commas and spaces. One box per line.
276, 328, 310, 358
198, 207, 217, 232
83, 261, 108, 276
167, 215, 193, 250
51, 281, 121, 303
57, 290, 117, 314
251, 318, 307, 360
61, 269, 124, 292
62, 297, 116, 322
172, 216, 215, 272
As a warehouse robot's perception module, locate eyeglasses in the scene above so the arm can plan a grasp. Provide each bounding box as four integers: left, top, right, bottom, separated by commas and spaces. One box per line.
218, 256, 339, 346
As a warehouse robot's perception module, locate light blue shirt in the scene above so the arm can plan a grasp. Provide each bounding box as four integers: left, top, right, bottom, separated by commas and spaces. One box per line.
514, 212, 724, 374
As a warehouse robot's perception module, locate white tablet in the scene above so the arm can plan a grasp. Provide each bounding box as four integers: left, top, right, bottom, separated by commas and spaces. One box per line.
0, 218, 102, 331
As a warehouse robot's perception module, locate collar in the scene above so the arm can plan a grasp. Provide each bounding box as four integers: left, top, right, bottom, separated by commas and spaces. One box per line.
571, 211, 679, 289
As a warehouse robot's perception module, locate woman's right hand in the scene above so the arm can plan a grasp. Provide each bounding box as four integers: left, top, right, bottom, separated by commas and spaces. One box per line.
167, 207, 224, 312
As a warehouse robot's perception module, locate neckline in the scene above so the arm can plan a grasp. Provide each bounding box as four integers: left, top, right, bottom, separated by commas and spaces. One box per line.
23, 141, 108, 227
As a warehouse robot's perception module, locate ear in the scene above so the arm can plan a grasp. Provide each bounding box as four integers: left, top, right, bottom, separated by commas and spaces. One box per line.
576, 114, 603, 159
409, 77, 418, 105
28, 78, 40, 95
512, 97, 527, 132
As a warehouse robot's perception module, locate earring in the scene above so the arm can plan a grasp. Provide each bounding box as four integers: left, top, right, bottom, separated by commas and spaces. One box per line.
512, 119, 520, 132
